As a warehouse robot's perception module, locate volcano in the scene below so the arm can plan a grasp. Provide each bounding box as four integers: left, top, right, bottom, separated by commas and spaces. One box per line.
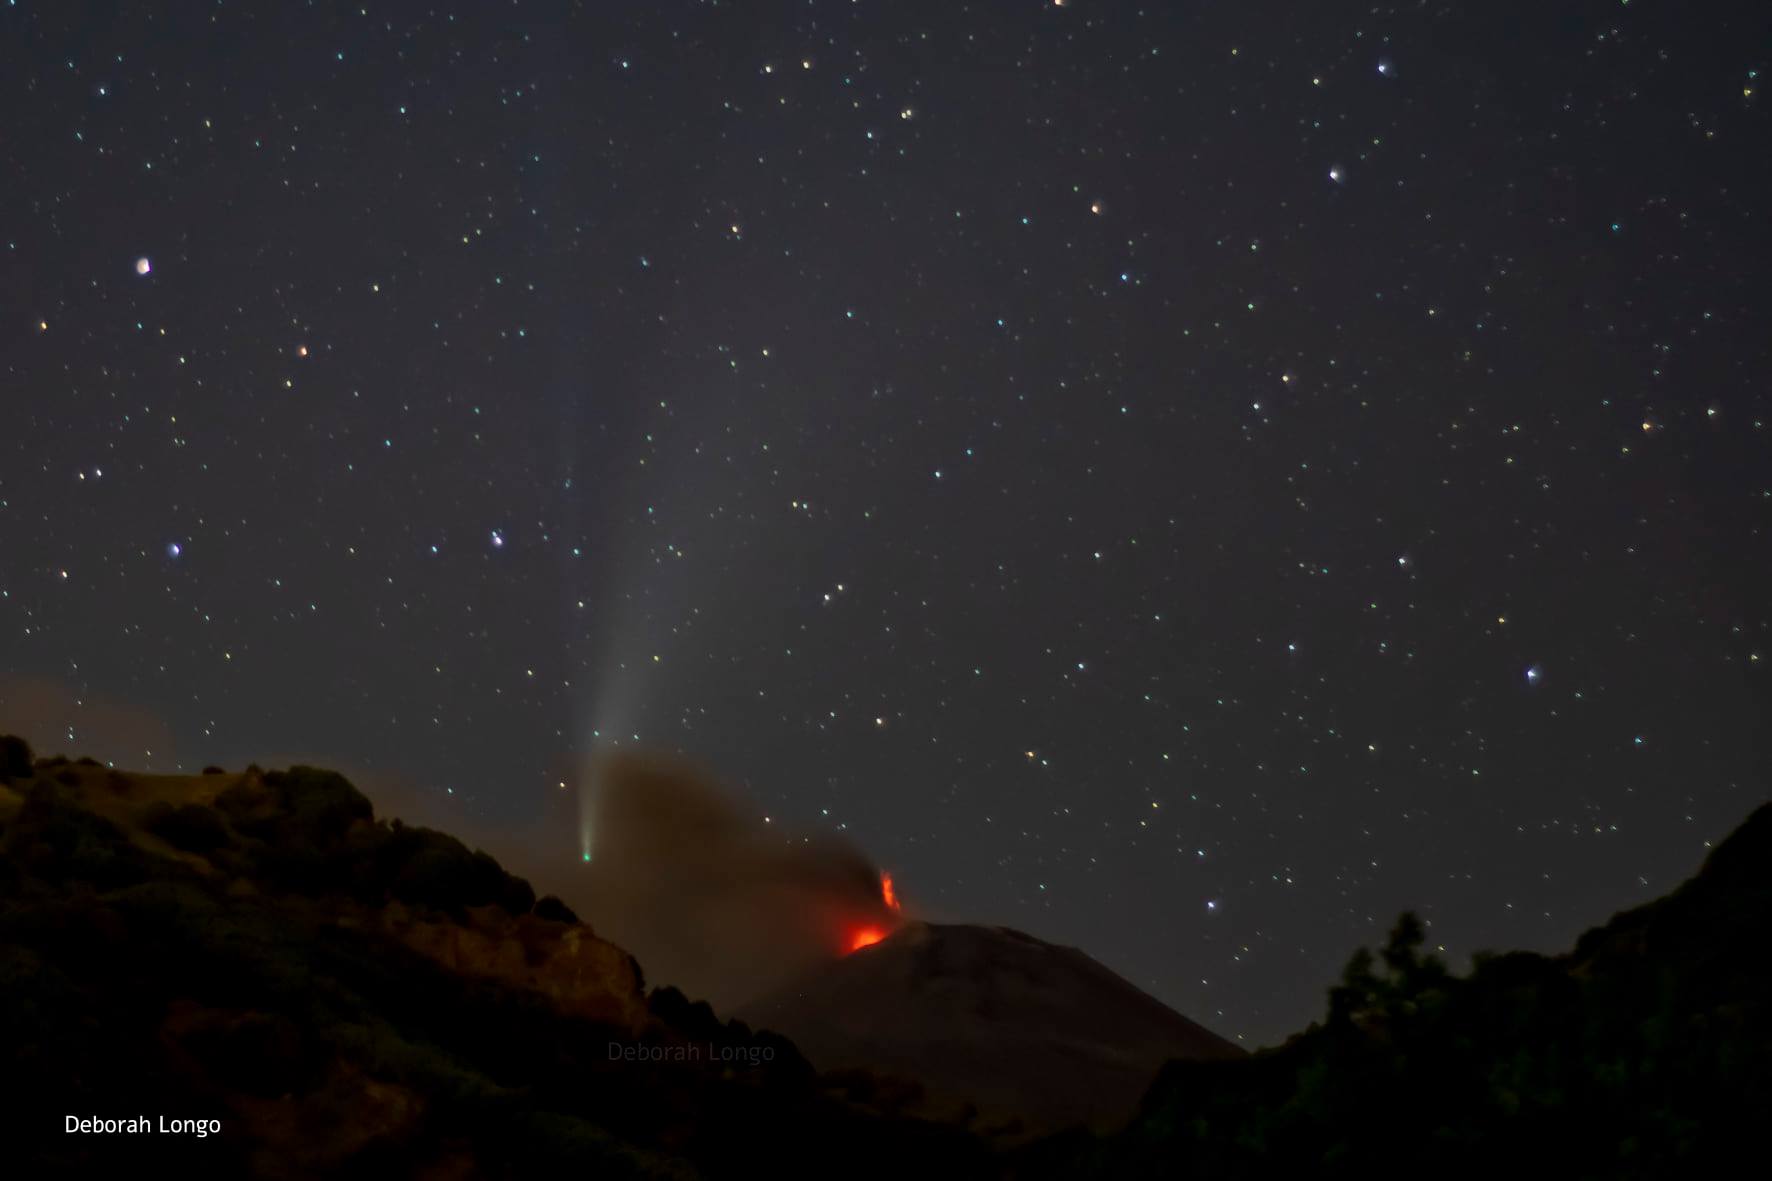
737, 920, 1243, 1131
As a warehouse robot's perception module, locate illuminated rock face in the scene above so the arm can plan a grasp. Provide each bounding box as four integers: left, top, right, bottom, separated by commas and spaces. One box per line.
740, 920, 1244, 1131
382, 902, 649, 1031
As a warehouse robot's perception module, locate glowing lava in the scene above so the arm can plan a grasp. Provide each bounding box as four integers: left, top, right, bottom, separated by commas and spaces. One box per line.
844, 871, 903, 953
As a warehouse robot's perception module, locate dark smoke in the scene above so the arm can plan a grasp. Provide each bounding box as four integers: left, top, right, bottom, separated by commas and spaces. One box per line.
572, 747, 901, 1010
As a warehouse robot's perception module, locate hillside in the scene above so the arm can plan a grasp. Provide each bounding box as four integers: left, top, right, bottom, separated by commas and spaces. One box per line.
0, 739, 983, 1178
1019, 801, 1772, 1178
739, 921, 1242, 1132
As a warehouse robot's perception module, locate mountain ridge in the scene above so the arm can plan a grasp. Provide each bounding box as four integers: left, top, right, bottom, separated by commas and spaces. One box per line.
739, 919, 1242, 1131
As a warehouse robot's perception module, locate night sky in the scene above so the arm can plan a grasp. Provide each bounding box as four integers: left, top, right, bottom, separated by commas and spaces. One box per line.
4, 0, 1769, 1047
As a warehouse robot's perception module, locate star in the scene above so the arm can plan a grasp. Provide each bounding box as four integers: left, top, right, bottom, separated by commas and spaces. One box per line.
9, 0, 1761, 1059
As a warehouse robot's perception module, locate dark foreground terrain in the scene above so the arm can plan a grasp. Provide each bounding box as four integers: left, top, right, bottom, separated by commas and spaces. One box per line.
1022, 798, 1772, 1179
2, 733, 1767, 1178
0, 739, 980, 1178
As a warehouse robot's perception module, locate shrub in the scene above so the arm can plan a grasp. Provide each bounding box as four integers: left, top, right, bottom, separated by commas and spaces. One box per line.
647, 986, 723, 1041
202, 765, 226, 775
2, 789, 145, 888
213, 779, 279, 833
143, 802, 233, 854
383, 827, 535, 916
498, 863, 537, 916
264, 766, 374, 843
393, 836, 487, 910
0, 734, 32, 782
534, 895, 579, 924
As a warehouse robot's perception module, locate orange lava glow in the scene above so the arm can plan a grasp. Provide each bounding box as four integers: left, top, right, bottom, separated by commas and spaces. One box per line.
844, 871, 901, 953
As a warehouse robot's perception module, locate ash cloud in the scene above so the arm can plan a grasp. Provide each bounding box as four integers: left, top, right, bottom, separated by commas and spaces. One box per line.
567, 747, 901, 1010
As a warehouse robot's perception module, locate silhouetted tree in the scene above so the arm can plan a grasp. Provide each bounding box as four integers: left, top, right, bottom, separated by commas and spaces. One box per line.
0, 733, 32, 782
1328, 946, 1380, 1022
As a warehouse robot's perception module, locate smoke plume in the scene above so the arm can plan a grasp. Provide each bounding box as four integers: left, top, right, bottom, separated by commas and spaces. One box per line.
571, 747, 901, 1009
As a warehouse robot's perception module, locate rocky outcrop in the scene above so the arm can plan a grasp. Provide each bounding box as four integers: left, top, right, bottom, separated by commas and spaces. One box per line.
377, 902, 649, 1031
